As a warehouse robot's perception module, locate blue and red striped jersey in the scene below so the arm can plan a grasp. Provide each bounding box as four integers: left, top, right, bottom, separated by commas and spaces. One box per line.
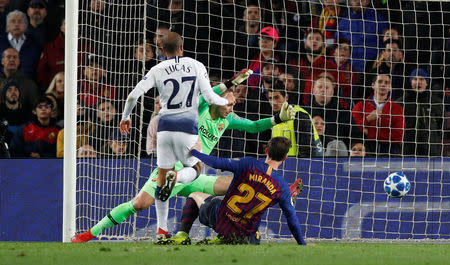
191, 150, 306, 245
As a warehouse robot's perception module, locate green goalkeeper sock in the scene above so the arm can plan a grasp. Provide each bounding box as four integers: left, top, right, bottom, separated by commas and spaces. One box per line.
90, 201, 137, 236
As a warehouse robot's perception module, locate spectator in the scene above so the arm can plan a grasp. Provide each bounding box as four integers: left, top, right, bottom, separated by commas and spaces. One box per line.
268, 81, 323, 157
331, 38, 362, 100
45, 71, 64, 121
89, 100, 117, 152
10, 96, 60, 157
352, 73, 404, 155
36, 17, 64, 88
336, 0, 389, 72
304, 74, 355, 148
0, 82, 30, 133
146, 95, 160, 155
279, 67, 300, 105
311, 0, 347, 47
368, 39, 410, 100
350, 142, 366, 157
77, 144, 97, 158
56, 101, 94, 158
79, 54, 115, 107
288, 29, 339, 105
0, 0, 12, 33
247, 26, 281, 88
0, 10, 41, 78
382, 27, 401, 43
234, 3, 261, 71
102, 130, 129, 157
259, 57, 282, 101
0, 47, 40, 109
133, 38, 155, 73
153, 23, 169, 62
26, 0, 49, 49
397, 68, 444, 157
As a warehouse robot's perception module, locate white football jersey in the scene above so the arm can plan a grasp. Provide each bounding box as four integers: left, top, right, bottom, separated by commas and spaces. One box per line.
122, 56, 228, 134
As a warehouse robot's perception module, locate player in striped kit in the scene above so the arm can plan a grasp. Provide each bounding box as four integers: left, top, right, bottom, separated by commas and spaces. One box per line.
162, 137, 306, 245
120, 32, 232, 202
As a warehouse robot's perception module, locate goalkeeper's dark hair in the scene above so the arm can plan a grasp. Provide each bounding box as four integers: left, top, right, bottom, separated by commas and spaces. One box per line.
267, 137, 291, 161
163, 32, 183, 54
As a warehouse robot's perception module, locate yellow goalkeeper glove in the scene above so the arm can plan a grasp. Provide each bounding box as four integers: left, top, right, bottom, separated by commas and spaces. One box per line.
220, 69, 253, 91
272, 102, 296, 125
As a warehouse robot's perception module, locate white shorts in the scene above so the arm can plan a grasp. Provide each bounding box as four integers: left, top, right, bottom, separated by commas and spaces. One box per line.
156, 131, 200, 169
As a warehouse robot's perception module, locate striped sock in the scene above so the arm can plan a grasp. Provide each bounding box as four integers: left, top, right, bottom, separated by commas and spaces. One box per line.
179, 197, 199, 234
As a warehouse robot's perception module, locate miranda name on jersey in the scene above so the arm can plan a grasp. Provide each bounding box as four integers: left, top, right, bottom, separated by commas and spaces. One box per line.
164, 64, 192, 75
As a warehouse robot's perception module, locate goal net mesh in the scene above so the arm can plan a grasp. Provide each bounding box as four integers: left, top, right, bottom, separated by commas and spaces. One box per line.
74, 0, 450, 241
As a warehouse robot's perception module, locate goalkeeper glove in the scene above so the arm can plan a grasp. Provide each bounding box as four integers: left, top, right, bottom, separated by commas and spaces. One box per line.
271, 102, 296, 125
220, 69, 253, 91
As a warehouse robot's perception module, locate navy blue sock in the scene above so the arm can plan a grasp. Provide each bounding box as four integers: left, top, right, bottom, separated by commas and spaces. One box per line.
179, 197, 199, 234
155, 186, 161, 200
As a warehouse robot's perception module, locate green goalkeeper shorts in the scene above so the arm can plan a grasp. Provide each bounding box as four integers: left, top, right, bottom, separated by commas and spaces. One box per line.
141, 167, 219, 199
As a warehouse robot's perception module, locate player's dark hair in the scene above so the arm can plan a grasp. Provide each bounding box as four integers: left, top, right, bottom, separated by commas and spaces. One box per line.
163, 32, 182, 54
267, 137, 291, 161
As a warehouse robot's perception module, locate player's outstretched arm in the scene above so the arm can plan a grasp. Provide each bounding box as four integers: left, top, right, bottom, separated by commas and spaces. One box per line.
121, 71, 156, 124
190, 149, 241, 174
227, 102, 296, 133
279, 192, 307, 245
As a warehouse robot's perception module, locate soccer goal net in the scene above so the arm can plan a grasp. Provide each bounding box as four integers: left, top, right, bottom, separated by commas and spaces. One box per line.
65, 0, 450, 242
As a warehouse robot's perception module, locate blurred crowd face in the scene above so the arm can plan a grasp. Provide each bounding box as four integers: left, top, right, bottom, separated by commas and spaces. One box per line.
383, 28, 399, 42
169, 0, 183, 14
350, 143, 366, 157
97, 101, 116, 123
0, 0, 9, 11
90, 0, 105, 13
411, 76, 428, 93
312, 116, 325, 135
109, 140, 128, 155
77, 144, 96, 158
350, 0, 370, 13
262, 63, 280, 84
154, 95, 161, 113
84, 63, 105, 81
313, 77, 334, 106
234, 84, 247, 103
35, 101, 52, 120
267, 90, 286, 113
5, 85, 19, 105
259, 36, 276, 55
154, 27, 170, 54
323, 0, 339, 9
244, 5, 261, 28
1, 48, 20, 73
27, 4, 47, 25
279, 73, 295, 91
135, 42, 154, 62
60, 18, 65, 34
305, 32, 324, 55
383, 43, 403, 64
55, 73, 65, 99
372, 74, 391, 100
334, 43, 351, 66
7, 13, 27, 38
46, 95, 58, 118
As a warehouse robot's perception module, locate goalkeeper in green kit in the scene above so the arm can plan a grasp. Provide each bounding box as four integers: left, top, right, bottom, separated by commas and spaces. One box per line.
71, 69, 299, 243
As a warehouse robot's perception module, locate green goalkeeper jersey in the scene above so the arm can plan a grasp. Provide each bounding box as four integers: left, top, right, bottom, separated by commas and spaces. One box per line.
197, 85, 273, 154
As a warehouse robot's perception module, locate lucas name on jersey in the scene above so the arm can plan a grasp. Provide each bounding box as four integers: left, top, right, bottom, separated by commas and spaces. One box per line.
164, 63, 192, 75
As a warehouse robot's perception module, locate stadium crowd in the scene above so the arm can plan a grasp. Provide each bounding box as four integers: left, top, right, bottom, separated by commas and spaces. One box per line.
0, 0, 449, 158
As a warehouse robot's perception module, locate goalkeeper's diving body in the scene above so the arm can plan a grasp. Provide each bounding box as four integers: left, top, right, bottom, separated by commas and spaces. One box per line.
71, 69, 298, 242
161, 137, 307, 245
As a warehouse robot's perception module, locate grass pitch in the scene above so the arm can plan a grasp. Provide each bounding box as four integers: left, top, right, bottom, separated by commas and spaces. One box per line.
1, 241, 449, 265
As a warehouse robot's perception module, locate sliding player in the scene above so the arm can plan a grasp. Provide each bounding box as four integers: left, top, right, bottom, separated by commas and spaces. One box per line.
71, 69, 299, 243
161, 137, 306, 245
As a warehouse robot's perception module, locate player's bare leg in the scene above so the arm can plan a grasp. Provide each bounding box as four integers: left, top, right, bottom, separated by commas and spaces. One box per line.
72, 191, 155, 243
213, 176, 232, 195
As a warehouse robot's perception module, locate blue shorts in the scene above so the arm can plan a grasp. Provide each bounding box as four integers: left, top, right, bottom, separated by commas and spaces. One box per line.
198, 196, 222, 229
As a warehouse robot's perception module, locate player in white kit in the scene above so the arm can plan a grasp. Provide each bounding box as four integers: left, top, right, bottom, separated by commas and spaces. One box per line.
120, 32, 232, 202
